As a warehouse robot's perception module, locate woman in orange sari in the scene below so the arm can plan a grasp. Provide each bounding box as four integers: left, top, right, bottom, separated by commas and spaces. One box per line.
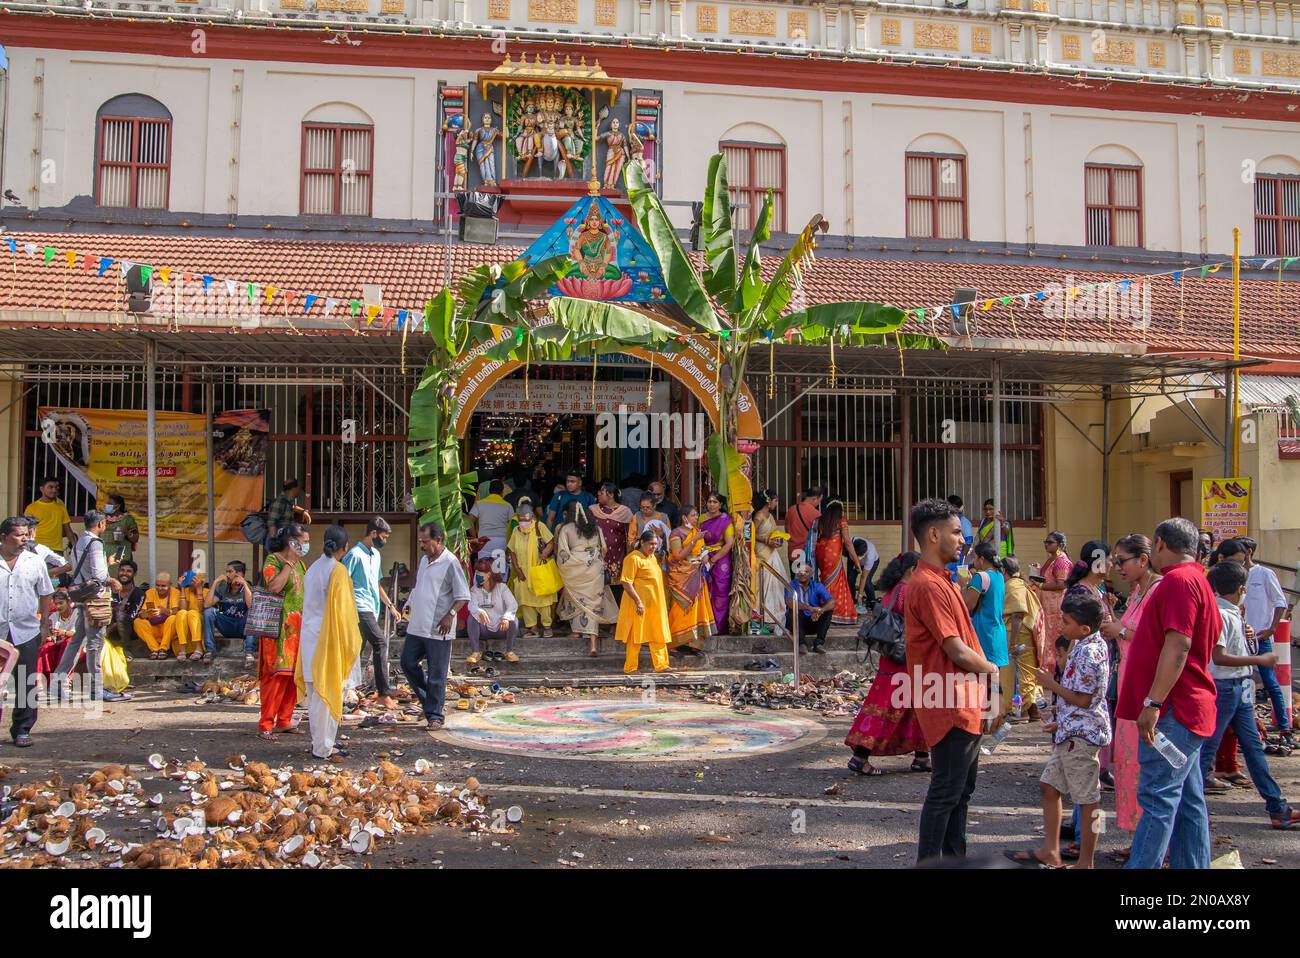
258, 522, 309, 740
666, 505, 715, 653
813, 500, 861, 625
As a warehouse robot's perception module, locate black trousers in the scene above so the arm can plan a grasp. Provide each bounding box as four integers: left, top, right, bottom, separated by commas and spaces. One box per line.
3, 631, 40, 739
400, 633, 452, 722
357, 611, 392, 697
917, 726, 982, 862
787, 609, 832, 649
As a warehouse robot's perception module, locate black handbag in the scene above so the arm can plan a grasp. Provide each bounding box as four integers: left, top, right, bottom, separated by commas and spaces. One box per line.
857, 604, 906, 665
66, 538, 106, 603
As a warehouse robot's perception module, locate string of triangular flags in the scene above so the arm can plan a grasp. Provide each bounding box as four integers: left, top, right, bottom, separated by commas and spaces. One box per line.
900, 257, 1299, 328
7, 238, 423, 332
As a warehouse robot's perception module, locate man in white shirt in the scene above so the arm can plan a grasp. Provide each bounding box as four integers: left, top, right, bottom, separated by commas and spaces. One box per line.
466, 557, 519, 666
52, 509, 123, 703
341, 517, 401, 710
1241, 537, 1293, 737
401, 522, 470, 732
0, 516, 55, 746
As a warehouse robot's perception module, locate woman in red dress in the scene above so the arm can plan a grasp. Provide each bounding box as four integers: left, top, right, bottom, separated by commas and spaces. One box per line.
1032, 531, 1072, 667
845, 552, 930, 774
590, 482, 632, 598
813, 500, 861, 625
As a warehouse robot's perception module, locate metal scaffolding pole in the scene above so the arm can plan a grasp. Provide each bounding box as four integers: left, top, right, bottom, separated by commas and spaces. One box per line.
991, 360, 1002, 550
145, 338, 158, 580
1101, 384, 1112, 544
205, 377, 216, 580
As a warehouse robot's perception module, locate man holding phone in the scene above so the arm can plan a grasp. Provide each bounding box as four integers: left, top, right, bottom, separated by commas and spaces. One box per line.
204, 561, 252, 660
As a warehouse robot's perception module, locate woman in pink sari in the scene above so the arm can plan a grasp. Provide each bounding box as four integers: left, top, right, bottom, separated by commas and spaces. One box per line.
699, 493, 735, 635
590, 482, 632, 596
1032, 531, 1072, 666
1103, 533, 1161, 844
845, 552, 929, 775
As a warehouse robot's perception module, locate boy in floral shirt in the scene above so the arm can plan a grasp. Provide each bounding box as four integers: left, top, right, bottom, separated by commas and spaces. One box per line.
1006, 592, 1110, 868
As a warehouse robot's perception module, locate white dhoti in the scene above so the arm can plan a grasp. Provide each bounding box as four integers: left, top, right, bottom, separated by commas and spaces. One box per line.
305, 681, 339, 759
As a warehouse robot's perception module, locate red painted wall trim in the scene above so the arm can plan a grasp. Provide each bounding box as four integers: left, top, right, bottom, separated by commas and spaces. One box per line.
6, 13, 1299, 124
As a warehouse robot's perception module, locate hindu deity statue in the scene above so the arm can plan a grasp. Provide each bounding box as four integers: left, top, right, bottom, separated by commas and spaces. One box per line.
556, 101, 585, 178
472, 113, 500, 187
442, 113, 470, 193
598, 117, 628, 190
569, 203, 622, 280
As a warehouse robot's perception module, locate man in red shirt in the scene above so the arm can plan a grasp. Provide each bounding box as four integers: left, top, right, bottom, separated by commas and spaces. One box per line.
904, 498, 999, 863
1118, 516, 1219, 869
784, 487, 822, 564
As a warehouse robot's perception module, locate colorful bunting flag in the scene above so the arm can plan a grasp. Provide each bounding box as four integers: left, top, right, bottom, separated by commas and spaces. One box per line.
64, 250, 77, 268
265, 285, 278, 304
42, 247, 56, 264
98, 258, 112, 276
349, 300, 361, 317
365, 304, 380, 325
303, 294, 318, 313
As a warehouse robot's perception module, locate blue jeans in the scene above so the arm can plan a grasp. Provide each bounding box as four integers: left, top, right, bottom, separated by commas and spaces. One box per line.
401, 634, 453, 723
203, 607, 249, 654
1200, 677, 1287, 817
1255, 638, 1291, 731
1126, 712, 1211, 869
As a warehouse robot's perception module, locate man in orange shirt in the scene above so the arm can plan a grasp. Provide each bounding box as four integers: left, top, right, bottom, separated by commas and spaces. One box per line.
904, 497, 999, 863
784, 487, 822, 564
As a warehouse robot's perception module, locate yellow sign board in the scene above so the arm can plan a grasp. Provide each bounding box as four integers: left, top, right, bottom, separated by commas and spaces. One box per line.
1201, 477, 1251, 540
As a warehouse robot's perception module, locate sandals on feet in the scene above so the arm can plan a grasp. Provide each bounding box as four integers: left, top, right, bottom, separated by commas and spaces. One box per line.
910, 758, 933, 773
1003, 849, 1063, 868
847, 757, 883, 776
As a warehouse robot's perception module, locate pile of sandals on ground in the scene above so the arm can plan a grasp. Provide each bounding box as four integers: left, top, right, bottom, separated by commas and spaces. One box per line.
696, 670, 869, 717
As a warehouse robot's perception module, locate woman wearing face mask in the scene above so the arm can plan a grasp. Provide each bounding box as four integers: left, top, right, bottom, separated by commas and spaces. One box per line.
102, 495, 138, 566
297, 525, 362, 761
467, 557, 520, 666
507, 498, 556, 638
258, 522, 310, 741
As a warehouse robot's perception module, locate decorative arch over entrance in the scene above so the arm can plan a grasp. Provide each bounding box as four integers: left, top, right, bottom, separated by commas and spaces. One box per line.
452, 317, 763, 441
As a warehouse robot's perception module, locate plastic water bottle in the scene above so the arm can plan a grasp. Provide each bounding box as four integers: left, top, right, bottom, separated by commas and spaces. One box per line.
981, 724, 1011, 755
1011, 692, 1023, 717
1152, 730, 1188, 769
1035, 697, 1052, 724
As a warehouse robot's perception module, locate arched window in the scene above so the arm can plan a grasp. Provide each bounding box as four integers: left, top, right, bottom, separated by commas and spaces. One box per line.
1254, 155, 1300, 257
1085, 146, 1143, 248
301, 103, 374, 216
720, 124, 786, 231
95, 94, 172, 209
905, 134, 967, 240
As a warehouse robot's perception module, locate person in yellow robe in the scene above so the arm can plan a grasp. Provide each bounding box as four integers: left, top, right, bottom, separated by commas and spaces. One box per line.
134, 572, 182, 658
296, 526, 363, 761
173, 570, 207, 661
507, 499, 557, 637
616, 531, 672, 674
666, 505, 715, 653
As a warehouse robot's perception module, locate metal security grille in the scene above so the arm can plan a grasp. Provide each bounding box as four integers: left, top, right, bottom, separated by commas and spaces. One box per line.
749, 373, 1043, 525
19, 363, 416, 517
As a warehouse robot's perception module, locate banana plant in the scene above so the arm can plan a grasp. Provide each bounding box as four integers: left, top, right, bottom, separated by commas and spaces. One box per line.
408, 256, 689, 555
623, 153, 945, 506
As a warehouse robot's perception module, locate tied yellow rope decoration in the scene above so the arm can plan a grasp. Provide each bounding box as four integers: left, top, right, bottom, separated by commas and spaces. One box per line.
400, 314, 409, 374
591, 343, 598, 408
829, 328, 836, 389
281, 294, 304, 337
524, 329, 531, 401
1009, 297, 1018, 337
895, 331, 905, 378
646, 350, 654, 407
1178, 279, 1185, 333
714, 333, 721, 400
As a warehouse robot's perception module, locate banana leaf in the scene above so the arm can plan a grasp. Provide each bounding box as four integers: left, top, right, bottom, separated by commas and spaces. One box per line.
732, 189, 773, 318
705, 431, 744, 499
701, 153, 737, 302
624, 159, 721, 334
775, 301, 908, 338
756, 214, 827, 326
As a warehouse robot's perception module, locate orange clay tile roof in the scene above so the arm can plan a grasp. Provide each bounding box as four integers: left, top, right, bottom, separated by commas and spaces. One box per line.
1, 231, 1297, 356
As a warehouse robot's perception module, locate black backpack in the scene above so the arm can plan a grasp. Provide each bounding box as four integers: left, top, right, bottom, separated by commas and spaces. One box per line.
239, 510, 268, 546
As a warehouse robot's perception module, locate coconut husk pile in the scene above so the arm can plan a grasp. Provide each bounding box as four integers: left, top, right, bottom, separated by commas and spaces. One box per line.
705, 670, 871, 716
0, 752, 490, 870
194, 675, 261, 706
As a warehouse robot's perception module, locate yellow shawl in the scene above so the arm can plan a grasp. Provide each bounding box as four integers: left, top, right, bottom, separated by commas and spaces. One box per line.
295, 561, 363, 721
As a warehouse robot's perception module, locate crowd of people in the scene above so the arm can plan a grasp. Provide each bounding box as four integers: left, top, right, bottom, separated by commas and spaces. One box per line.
5, 471, 1296, 871
842, 496, 1298, 867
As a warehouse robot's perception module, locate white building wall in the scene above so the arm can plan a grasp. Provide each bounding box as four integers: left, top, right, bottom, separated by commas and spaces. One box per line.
7, 42, 1299, 255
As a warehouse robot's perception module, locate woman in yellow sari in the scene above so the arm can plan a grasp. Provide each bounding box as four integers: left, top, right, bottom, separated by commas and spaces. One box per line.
507, 498, 556, 638
753, 489, 790, 636
666, 504, 715, 653
615, 531, 672, 674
